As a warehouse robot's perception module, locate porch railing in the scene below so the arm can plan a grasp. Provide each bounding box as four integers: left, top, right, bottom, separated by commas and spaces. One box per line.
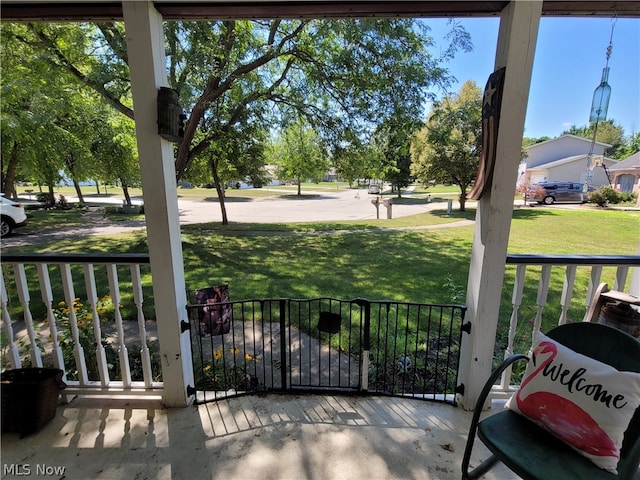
492, 253, 640, 400
0, 253, 161, 398
2, 252, 638, 403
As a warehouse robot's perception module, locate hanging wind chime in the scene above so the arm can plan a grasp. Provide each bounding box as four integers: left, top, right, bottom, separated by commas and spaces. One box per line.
585, 17, 616, 187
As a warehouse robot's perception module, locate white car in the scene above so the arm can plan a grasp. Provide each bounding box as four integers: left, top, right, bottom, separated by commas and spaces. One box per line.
0, 196, 28, 237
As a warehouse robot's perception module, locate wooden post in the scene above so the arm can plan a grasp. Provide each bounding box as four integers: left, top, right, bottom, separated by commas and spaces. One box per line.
122, 3, 194, 407
457, 1, 542, 410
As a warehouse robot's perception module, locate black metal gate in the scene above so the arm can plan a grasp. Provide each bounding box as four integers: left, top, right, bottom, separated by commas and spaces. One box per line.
186, 297, 465, 405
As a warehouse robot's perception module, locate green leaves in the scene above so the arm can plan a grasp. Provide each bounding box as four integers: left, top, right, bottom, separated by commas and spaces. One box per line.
410, 81, 482, 210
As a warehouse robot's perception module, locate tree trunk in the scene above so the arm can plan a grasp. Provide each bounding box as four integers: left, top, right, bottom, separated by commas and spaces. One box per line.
211, 159, 228, 225
297, 177, 301, 196
459, 190, 466, 212
2, 141, 19, 199
122, 183, 132, 206
95, 180, 101, 195
47, 183, 56, 208
72, 179, 85, 204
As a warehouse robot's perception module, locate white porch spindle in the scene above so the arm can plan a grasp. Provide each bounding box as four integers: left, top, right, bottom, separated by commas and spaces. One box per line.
60, 264, 89, 384
615, 266, 629, 292
532, 265, 552, 338
13, 264, 43, 367
586, 266, 603, 311
559, 265, 577, 325
36, 264, 65, 374
500, 264, 526, 391
0, 270, 21, 368
131, 264, 153, 387
83, 264, 110, 386
106, 264, 131, 387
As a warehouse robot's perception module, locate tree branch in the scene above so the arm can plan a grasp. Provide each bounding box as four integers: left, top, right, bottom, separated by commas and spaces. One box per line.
26, 24, 135, 120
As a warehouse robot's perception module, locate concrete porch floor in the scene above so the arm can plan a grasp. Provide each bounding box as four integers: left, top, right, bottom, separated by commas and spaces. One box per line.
1, 394, 518, 480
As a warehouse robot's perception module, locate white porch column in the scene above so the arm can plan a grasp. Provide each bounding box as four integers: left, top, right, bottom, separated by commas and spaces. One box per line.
457, 1, 541, 410
122, 2, 194, 407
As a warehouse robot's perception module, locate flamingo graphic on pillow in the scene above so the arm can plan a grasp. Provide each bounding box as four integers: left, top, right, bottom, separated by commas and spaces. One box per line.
516, 340, 618, 458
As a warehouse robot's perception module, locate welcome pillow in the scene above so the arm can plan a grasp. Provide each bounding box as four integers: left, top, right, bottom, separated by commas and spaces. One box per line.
505, 330, 640, 473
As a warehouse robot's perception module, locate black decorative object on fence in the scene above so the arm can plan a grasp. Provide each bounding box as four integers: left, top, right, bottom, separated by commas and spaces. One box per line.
318, 311, 342, 334
187, 298, 465, 405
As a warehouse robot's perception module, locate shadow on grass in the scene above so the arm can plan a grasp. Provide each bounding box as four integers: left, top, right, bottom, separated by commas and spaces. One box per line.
430, 208, 477, 221
200, 196, 253, 203
511, 208, 562, 220
82, 193, 121, 199
181, 221, 366, 234
278, 194, 328, 200
384, 197, 428, 205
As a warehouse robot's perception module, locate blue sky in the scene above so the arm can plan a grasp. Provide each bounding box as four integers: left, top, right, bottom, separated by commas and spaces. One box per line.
424, 16, 640, 140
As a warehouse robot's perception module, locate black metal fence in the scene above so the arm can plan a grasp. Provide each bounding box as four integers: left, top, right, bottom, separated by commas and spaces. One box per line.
187, 297, 466, 405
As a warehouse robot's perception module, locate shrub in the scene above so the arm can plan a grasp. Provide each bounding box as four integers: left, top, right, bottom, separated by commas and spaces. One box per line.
619, 191, 638, 204
588, 186, 622, 207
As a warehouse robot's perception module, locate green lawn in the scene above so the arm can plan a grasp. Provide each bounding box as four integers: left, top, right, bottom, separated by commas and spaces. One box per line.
4, 206, 638, 305
2, 205, 638, 373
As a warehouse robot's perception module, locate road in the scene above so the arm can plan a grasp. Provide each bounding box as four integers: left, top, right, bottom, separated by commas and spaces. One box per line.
1, 188, 472, 248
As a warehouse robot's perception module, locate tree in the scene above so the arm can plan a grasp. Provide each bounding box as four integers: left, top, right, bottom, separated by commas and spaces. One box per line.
270, 119, 328, 196
198, 123, 269, 224
522, 136, 551, 147
92, 112, 141, 206
411, 80, 482, 211
563, 120, 626, 159
1, 23, 52, 198
332, 130, 383, 187
1, 23, 139, 202
10, 19, 470, 222
616, 131, 640, 159
376, 113, 422, 198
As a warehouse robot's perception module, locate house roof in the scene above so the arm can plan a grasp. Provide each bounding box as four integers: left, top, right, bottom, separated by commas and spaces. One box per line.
525, 134, 611, 151
526, 154, 616, 171
609, 151, 640, 171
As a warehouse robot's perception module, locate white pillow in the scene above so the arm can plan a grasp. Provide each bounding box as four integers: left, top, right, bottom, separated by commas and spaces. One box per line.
505, 330, 640, 473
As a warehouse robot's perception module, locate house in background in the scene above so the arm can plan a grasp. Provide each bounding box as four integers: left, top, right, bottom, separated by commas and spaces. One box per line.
522, 134, 616, 187
609, 151, 640, 196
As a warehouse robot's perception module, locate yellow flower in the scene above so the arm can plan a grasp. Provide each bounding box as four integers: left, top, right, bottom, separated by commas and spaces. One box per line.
203, 365, 212, 372
77, 320, 85, 328
245, 354, 253, 362
102, 295, 111, 301
97, 308, 106, 314
58, 301, 66, 307
230, 348, 240, 355
84, 313, 92, 320
63, 307, 70, 314
214, 347, 223, 360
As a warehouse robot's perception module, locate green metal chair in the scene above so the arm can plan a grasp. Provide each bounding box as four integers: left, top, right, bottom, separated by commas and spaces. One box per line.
461, 322, 640, 480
